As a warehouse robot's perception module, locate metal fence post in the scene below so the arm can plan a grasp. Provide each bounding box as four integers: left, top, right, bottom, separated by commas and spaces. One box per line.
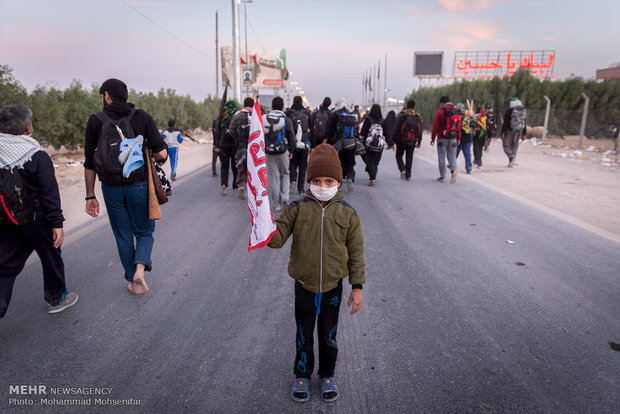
543, 95, 551, 142
579, 93, 590, 148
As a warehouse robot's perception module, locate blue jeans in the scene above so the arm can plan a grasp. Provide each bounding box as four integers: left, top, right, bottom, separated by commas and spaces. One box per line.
101, 181, 155, 282
169, 147, 179, 176
457, 140, 473, 172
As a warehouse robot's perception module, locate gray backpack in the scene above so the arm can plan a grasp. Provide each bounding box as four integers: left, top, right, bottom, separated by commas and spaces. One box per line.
510, 106, 526, 131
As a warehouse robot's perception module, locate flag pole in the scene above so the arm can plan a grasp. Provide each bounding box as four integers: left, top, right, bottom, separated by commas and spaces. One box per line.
384, 53, 387, 108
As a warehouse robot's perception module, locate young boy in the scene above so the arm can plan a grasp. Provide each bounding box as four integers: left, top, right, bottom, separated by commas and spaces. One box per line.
268, 144, 366, 403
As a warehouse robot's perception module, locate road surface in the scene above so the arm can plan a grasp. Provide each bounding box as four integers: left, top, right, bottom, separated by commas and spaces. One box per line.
1, 153, 618, 413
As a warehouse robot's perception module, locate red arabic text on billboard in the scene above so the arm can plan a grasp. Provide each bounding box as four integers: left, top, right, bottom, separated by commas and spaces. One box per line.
452, 50, 555, 80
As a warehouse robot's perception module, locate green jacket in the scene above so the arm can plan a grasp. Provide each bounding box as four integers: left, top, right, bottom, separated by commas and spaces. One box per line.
268, 191, 366, 293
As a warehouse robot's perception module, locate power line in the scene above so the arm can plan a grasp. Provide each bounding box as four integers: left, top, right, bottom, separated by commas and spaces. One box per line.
121, 0, 213, 60
246, 16, 265, 50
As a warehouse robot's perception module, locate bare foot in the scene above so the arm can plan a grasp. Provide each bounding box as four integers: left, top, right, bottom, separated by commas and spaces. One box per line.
130, 265, 149, 294
127, 282, 148, 295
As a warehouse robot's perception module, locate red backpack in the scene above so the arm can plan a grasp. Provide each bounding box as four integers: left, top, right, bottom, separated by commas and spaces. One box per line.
443, 107, 462, 140
400, 114, 422, 147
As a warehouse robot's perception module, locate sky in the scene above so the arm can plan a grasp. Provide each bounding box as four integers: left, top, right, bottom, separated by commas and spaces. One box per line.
2, 0, 619, 107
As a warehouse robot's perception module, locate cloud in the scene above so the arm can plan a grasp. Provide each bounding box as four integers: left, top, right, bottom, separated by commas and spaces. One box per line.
423, 20, 505, 48
541, 36, 563, 43
436, 0, 507, 12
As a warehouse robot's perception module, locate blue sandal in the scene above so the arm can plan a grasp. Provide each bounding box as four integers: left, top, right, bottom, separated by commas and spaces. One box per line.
291, 378, 310, 402
320, 377, 339, 402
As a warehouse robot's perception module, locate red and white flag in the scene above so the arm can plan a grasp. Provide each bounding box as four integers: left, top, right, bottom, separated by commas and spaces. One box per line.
246, 99, 276, 251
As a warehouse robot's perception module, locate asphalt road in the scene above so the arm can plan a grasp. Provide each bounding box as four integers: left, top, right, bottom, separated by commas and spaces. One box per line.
1, 152, 619, 414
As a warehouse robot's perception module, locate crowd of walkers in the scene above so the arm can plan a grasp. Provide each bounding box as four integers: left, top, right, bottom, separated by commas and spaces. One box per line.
212, 92, 523, 199
0, 78, 526, 404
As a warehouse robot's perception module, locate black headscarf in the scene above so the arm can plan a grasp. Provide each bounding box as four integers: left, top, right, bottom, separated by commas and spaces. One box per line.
382, 110, 396, 138
369, 104, 383, 123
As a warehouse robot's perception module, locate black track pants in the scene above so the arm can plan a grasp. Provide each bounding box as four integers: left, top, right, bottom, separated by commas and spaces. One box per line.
294, 280, 343, 379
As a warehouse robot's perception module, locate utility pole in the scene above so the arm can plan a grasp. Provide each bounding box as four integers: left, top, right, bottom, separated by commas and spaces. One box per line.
215, 10, 219, 97
231, 0, 241, 103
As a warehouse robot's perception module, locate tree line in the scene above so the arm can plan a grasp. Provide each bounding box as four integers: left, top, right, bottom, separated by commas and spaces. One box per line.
0, 65, 221, 149
407, 70, 620, 138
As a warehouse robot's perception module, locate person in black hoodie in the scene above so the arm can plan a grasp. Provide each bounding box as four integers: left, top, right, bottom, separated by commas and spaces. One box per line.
310, 97, 332, 148
84, 78, 168, 296
392, 100, 423, 181
213, 100, 239, 195
285, 96, 312, 195
0, 104, 78, 317
359, 104, 394, 186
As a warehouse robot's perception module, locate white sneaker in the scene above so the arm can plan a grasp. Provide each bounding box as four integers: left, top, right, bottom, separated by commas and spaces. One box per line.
347, 179, 354, 192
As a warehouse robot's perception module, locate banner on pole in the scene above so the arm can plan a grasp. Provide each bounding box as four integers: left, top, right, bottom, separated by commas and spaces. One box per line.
246, 100, 277, 251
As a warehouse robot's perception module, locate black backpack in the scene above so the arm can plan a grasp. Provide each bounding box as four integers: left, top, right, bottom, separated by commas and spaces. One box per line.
236, 111, 251, 149
93, 109, 137, 184
0, 167, 37, 227
400, 114, 422, 147
290, 109, 310, 149
263, 111, 287, 154
312, 108, 330, 143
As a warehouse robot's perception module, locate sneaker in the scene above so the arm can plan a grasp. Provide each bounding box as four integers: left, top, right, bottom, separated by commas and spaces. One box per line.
320, 377, 339, 403
368, 179, 376, 186
281, 199, 288, 210
466, 170, 472, 174
48, 292, 78, 314
290, 182, 297, 192
450, 170, 458, 184
212, 171, 218, 177
400, 171, 406, 179
291, 378, 310, 403
347, 178, 354, 192
437, 177, 446, 182
220, 185, 227, 196
171, 173, 176, 181
406, 176, 411, 181
238, 186, 246, 200
507, 157, 514, 168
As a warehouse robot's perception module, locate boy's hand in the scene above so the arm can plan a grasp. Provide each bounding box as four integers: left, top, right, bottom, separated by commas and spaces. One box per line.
348, 289, 362, 315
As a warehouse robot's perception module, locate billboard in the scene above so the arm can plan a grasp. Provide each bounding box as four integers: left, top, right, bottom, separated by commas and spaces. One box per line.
221, 47, 288, 89
453, 50, 555, 79
414, 52, 443, 76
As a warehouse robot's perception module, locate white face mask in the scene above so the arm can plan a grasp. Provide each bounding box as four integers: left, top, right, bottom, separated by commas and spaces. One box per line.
310, 184, 338, 202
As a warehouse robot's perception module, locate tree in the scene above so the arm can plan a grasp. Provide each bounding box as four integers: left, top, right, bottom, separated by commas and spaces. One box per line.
0, 65, 28, 106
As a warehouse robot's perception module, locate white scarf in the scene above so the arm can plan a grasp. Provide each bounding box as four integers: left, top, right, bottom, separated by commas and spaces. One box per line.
0, 133, 42, 170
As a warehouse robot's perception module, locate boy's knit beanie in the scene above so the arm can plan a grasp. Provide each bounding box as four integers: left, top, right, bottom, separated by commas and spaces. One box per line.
306, 144, 343, 183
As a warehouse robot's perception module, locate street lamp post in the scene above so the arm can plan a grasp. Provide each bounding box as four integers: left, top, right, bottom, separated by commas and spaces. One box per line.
231, 0, 241, 102
241, 0, 253, 98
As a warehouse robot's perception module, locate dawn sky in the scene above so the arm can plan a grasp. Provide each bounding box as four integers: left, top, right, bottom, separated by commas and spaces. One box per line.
1, 0, 619, 107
